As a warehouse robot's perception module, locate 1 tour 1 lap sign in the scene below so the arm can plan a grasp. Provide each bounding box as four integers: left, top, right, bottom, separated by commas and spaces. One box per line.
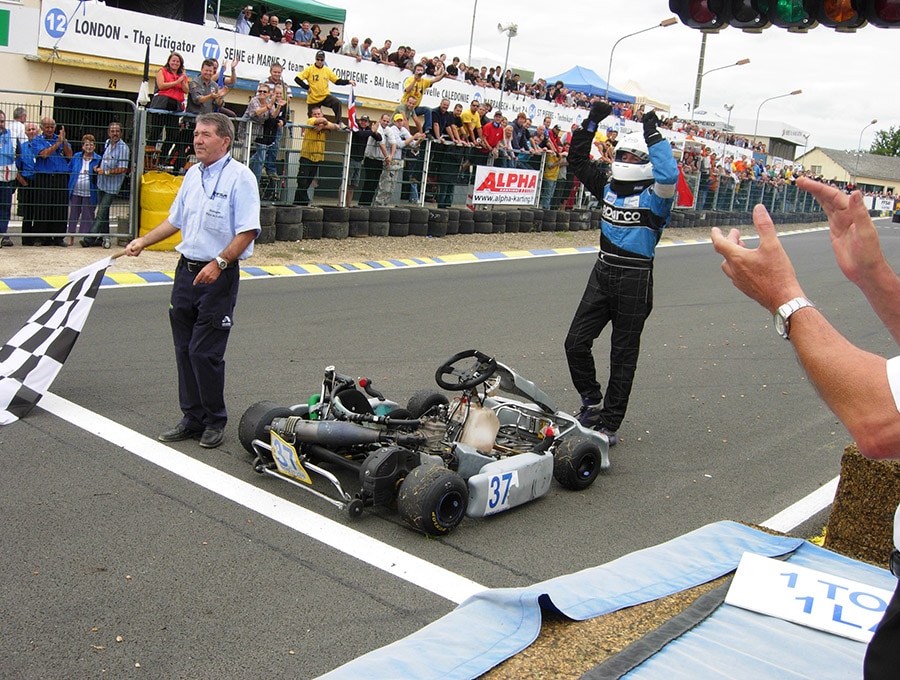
472, 166, 540, 205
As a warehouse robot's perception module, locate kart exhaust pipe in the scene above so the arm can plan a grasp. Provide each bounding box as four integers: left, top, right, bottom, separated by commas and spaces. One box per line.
270, 416, 383, 447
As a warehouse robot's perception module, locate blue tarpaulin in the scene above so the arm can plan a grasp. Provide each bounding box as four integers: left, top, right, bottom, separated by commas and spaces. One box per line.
318, 521, 896, 680
544, 65, 636, 103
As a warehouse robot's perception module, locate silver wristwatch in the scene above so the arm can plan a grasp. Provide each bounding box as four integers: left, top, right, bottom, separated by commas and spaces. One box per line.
215, 256, 228, 270
773, 297, 815, 339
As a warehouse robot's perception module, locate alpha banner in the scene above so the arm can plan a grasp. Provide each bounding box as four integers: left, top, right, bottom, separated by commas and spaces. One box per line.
472, 166, 540, 205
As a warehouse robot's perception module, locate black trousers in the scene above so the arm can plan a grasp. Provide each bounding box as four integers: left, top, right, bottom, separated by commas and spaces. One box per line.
358, 157, 383, 207
864, 578, 900, 679
169, 260, 240, 431
564, 256, 653, 431
293, 157, 320, 205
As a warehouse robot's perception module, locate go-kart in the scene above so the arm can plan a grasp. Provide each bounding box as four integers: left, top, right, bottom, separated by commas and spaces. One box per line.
239, 350, 609, 535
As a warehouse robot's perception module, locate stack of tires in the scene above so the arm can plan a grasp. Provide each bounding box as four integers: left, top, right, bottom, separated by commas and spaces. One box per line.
473, 209, 492, 234
258, 204, 276, 244
388, 207, 410, 237
321, 206, 350, 239
408, 207, 430, 236
569, 209, 590, 231
555, 210, 570, 232
446, 208, 460, 235
349, 207, 369, 237
275, 204, 302, 242
491, 210, 507, 234
457, 209, 475, 234
519, 209, 534, 233
427, 208, 449, 237
302, 206, 324, 239
504, 210, 520, 233
540, 209, 557, 232
368, 206, 390, 236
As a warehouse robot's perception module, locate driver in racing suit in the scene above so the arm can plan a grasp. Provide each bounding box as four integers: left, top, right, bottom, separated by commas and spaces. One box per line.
564, 102, 677, 446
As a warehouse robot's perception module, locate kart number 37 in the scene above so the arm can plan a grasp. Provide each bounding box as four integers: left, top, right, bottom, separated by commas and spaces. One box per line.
271, 431, 313, 484
486, 471, 519, 513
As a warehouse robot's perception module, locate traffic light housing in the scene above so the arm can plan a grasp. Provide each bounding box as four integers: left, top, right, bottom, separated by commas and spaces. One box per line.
670, 0, 900, 30
867, 0, 900, 26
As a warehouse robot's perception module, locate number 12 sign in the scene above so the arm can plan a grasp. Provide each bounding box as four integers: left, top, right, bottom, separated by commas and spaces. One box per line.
725, 552, 894, 643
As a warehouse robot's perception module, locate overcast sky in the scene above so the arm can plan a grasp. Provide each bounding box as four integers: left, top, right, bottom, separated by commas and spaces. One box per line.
337, 1, 896, 153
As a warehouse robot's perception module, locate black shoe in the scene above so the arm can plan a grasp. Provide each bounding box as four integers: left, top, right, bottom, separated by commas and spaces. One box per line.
158, 423, 202, 442
0, 237, 12, 247
199, 427, 225, 449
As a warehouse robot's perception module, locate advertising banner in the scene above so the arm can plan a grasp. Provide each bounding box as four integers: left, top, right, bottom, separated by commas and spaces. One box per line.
472, 166, 539, 205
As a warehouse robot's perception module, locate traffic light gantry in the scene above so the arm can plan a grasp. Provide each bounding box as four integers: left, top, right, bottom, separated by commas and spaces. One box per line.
668, 0, 900, 32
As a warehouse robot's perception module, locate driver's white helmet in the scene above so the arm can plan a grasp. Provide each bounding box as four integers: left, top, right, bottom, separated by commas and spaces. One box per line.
611, 133, 653, 183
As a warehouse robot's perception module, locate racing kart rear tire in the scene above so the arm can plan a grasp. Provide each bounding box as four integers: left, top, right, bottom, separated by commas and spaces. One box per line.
238, 400, 293, 457
553, 436, 602, 490
406, 389, 449, 418
397, 465, 468, 536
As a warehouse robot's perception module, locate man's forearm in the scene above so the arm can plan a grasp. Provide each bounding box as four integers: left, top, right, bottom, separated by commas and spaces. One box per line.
790, 307, 900, 458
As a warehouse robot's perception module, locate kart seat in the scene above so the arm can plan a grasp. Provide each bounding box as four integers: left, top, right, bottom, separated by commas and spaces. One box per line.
334, 388, 375, 415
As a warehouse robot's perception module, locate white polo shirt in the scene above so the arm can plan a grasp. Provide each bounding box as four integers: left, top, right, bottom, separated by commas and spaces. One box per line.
169, 153, 260, 261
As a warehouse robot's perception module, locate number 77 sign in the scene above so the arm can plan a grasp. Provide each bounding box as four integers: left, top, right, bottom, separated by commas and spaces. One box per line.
725, 552, 895, 643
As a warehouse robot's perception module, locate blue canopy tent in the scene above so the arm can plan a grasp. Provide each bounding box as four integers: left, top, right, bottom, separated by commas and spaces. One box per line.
544, 65, 635, 103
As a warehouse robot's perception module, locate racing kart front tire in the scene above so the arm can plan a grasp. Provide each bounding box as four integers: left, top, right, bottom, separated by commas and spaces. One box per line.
238, 400, 293, 457
553, 436, 602, 490
397, 465, 468, 536
406, 389, 449, 418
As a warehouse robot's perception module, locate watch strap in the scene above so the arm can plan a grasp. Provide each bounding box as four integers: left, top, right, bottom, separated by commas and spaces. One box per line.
775, 297, 815, 339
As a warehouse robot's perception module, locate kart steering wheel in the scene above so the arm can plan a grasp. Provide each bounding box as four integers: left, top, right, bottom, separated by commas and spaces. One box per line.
435, 349, 498, 391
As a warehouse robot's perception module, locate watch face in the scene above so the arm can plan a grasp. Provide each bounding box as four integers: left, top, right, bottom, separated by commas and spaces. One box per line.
774, 313, 786, 337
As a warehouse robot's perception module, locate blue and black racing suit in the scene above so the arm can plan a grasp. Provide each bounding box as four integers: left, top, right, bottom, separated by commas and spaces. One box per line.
564, 126, 678, 433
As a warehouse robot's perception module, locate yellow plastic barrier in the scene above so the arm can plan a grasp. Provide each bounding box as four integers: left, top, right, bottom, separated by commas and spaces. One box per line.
139, 171, 183, 251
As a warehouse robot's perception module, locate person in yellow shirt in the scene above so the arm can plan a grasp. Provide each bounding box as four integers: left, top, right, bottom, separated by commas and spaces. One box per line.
294, 105, 338, 205
294, 51, 356, 125
540, 151, 562, 209
400, 63, 445, 135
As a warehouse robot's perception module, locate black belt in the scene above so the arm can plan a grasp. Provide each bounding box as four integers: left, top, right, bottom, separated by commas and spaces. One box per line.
599, 251, 653, 270
180, 256, 238, 273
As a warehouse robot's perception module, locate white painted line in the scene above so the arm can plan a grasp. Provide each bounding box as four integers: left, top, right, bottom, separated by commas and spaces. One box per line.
761, 476, 839, 533
38, 392, 486, 605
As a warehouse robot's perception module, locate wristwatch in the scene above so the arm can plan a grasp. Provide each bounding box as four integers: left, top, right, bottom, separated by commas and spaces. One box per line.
773, 297, 815, 339
215, 256, 229, 270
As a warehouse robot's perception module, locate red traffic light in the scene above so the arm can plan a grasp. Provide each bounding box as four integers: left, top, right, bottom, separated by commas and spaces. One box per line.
671, 0, 900, 30
867, 0, 900, 25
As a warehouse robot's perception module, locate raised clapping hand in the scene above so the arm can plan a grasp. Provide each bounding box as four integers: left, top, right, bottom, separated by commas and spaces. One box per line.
710, 204, 805, 313
796, 176, 887, 286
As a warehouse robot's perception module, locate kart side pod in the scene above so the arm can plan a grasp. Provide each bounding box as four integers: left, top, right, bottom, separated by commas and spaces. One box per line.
461, 446, 554, 518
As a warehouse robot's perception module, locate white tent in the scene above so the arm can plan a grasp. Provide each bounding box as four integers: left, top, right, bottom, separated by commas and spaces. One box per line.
621, 80, 670, 114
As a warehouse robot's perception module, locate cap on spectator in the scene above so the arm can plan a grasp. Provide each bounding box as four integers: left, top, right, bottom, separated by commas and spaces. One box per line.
393, 113, 404, 121
494, 111, 503, 117
244, 5, 252, 9
315, 50, 325, 59
359, 115, 370, 121
285, 18, 292, 24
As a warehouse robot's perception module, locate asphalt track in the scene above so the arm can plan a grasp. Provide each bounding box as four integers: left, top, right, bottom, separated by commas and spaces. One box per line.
2, 221, 897, 678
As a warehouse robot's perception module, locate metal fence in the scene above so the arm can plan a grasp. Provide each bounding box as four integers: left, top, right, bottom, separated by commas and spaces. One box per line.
1, 90, 141, 248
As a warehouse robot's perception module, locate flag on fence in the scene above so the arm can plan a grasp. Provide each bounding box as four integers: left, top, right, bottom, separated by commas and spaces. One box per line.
136, 43, 151, 107
676, 164, 695, 208
347, 87, 358, 131
0, 257, 111, 425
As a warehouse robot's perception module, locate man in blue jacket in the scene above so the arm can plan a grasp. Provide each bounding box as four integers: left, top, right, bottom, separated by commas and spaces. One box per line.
565, 102, 677, 447
0, 111, 17, 248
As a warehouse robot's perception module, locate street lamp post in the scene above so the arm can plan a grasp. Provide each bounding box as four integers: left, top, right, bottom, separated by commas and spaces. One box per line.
723, 103, 734, 129
692, 57, 750, 118
467, 0, 478, 65
605, 17, 677, 100
854, 118, 878, 185
497, 23, 518, 112
752, 89, 803, 152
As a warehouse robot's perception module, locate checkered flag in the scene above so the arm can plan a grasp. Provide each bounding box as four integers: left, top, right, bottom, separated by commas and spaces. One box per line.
0, 256, 111, 425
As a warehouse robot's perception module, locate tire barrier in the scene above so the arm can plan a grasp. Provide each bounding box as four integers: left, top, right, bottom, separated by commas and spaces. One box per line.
348, 207, 369, 238
302, 206, 324, 240
369, 220, 390, 237
427, 208, 449, 238
540, 209, 557, 232
388, 207, 411, 237
504, 210, 520, 234
259, 204, 277, 227
518, 209, 534, 233
473, 209, 493, 234
569, 210, 590, 231
490, 210, 507, 234
446, 208, 460, 236
275, 222, 302, 241
555, 210, 570, 232
457, 209, 475, 235
274, 203, 303, 242
322, 221, 350, 239
408, 207, 430, 236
